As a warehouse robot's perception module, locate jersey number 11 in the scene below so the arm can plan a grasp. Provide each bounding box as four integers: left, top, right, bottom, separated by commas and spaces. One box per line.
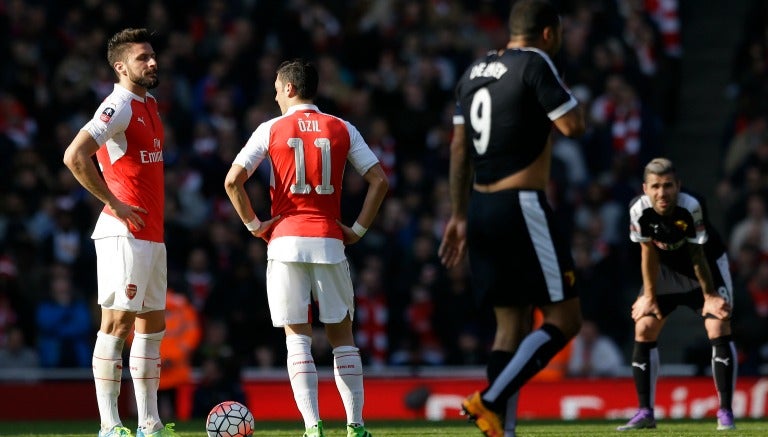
287, 137, 335, 195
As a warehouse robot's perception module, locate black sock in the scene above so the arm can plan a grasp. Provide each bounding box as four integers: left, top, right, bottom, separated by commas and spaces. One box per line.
631, 341, 658, 410
711, 335, 736, 410
487, 350, 514, 384
482, 324, 568, 411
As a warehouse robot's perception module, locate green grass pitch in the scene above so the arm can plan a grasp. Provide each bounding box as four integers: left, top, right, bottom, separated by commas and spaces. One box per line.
1, 419, 767, 436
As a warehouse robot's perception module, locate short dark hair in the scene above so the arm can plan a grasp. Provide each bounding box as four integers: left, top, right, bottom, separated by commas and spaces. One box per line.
509, 0, 561, 40
276, 59, 319, 100
107, 28, 152, 66
644, 157, 677, 181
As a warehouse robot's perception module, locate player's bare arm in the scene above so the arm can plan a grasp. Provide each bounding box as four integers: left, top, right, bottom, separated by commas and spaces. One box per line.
223, 163, 280, 239
439, 122, 471, 268
633, 241, 662, 321
689, 243, 731, 319
552, 104, 586, 138
63, 130, 147, 230
339, 163, 388, 246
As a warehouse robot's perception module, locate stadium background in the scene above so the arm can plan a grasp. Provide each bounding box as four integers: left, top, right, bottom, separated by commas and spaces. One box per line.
1, 0, 768, 422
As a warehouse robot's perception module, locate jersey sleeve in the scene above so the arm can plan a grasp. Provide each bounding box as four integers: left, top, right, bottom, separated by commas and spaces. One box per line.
525, 50, 578, 121
345, 121, 379, 175
683, 196, 709, 245
233, 122, 271, 177
82, 98, 131, 145
453, 101, 464, 125
629, 197, 650, 243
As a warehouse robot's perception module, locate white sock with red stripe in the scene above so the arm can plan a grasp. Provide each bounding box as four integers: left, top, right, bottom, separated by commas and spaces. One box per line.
333, 345, 365, 425
286, 334, 320, 428
130, 331, 164, 433
93, 331, 125, 432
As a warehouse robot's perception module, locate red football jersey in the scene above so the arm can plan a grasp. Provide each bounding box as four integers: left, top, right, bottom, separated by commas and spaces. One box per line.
267, 107, 351, 241
83, 84, 165, 243
234, 104, 378, 263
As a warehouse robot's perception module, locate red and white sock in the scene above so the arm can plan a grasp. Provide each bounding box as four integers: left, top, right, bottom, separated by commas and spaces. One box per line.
286, 334, 320, 428
93, 331, 125, 432
333, 345, 364, 425
130, 331, 164, 433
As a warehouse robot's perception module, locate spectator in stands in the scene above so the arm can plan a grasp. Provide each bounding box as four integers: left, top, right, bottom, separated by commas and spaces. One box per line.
191, 356, 246, 419
589, 73, 662, 176
729, 193, 768, 257
41, 200, 93, 287
156, 288, 201, 421
0, 281, 19, 349
567, 319, 624, 378
193, 318, 239, 382
353, 256, 389, 369
574, 180, 625, 246
35, 264, 91, 367
184, 247, 215, 311
735, 253, 768, 373
0, 325, 39, 370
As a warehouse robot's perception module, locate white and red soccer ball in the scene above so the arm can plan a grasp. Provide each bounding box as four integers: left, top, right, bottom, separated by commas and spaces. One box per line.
206, 401, 255, 437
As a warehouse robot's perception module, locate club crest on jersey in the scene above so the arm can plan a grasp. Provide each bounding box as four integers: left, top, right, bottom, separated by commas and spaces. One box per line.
563, 270, 576, 287
674, 220, 688, 231
125, 283, 137, 300
100, 107, 115, 123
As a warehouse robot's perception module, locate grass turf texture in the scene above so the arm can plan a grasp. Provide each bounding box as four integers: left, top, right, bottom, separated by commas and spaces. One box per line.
1, 420, 767, 436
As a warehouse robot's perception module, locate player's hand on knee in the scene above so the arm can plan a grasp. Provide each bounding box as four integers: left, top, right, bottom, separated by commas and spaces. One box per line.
702, 295, 731, 320
631, 295, 660, 322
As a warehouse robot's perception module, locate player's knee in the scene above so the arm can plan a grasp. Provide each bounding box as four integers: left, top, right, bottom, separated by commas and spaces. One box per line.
100, 322, 132, 339
634, 319, 661, 341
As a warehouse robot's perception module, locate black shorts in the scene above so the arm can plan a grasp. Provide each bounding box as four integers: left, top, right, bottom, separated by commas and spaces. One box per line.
653, 290, 706, 319
467, 189, 578, 307
641, 253, 734, 318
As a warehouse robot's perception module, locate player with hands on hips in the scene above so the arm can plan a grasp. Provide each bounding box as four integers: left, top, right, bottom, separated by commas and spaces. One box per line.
63, 28, 178, 437
224, 59, 387, 437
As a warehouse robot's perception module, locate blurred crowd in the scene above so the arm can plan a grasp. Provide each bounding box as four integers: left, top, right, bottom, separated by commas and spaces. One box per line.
0, 0, 766, 385
714, 0, 768, 376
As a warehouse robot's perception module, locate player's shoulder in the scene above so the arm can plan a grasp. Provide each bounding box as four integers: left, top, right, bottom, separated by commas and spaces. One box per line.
677, 191, 703, 214
317, 110, 350, 128
93, 88, 137, 125
628, 194, 651, 214
100, 87, 142, 115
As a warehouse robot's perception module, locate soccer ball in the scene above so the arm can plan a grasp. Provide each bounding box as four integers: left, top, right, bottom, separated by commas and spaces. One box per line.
206, 401, 255, 437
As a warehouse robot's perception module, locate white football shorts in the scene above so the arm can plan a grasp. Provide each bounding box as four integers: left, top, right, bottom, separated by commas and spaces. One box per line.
94, 236, 167, 313
266, 259, 355, 327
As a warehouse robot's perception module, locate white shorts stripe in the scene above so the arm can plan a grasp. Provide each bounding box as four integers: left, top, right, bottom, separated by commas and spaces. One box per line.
519, 191, 563, 301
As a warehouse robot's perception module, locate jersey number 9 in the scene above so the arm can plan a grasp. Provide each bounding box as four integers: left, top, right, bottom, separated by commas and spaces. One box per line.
470, 87, 491, 155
